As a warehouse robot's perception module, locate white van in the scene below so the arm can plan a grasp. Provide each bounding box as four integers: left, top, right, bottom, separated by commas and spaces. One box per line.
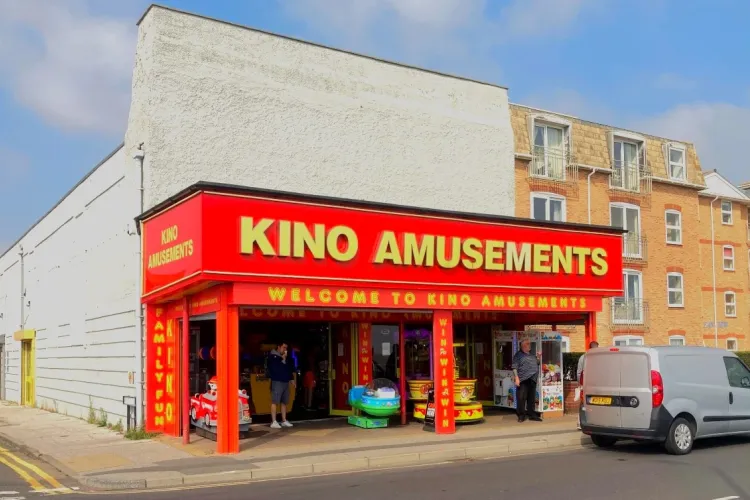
580, 346, 750, 455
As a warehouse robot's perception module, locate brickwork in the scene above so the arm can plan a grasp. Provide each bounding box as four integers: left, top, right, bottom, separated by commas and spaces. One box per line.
511, 103, 749, 350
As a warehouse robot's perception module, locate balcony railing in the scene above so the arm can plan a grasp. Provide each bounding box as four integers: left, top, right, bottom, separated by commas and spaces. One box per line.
529, 146, 577, 183
609, 161, 652, 194
622, 233, 647, 261
611, 298, 649, 327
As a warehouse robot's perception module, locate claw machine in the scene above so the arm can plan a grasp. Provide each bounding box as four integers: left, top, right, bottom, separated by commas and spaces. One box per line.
492, 329, 563, 415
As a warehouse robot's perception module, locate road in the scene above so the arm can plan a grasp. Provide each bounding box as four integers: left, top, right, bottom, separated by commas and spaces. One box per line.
0, 436, 79, 498
3, 436, 750, 499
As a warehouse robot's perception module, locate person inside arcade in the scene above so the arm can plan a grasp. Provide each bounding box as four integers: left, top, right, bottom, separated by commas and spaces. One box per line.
512, 338, 542, 423
267, 341, 297, 428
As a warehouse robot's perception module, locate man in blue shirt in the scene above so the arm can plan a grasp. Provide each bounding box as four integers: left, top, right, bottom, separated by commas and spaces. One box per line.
512, 339, 542, 422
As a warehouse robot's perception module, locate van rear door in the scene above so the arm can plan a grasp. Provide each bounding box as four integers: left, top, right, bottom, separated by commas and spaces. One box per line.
583, 351, 622, 428
618, 351, 653, 430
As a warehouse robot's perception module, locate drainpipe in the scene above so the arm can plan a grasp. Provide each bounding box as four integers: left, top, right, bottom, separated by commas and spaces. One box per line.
133, 144, 146, 425
19, 245, 24, 331
710, 195, 720, 347
587, 168, 599, 224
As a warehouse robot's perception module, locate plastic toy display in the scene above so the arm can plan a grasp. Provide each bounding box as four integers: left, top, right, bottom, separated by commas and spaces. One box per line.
190, 376, 252, 439
491, 329, 564, 414
347, 379, 401, 429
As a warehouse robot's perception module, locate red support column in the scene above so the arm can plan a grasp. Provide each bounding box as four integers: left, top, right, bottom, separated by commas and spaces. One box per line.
432, 311, 455, 435
399, 320, 406, 426
216, 287, 240, 454
181, 298, 190, 445
584, 312, 597, 350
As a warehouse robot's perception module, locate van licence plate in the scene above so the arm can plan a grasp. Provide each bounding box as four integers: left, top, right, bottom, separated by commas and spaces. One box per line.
588, 397, 612, 406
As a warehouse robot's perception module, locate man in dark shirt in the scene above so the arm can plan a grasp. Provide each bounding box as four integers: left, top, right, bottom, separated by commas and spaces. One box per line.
512, 339, 542, 422
267, 341, 296, 429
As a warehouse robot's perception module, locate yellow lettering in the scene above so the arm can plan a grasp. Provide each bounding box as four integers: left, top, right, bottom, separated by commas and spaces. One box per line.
240, 217, 275, 255
166, 403, 174, 422
461, 238, 483, 269
153, 333, 165, 344
161, 225, 178, 245
591, 248, 608, 276
506, 243, 532, 272
532, 244, 552, 273
327, 225, 358, 262
320, 289, 331, 303
572, 247, 592, 274
335, 290, 348, 303
291, 288, 301, 302
404, 292, 416, 306
436, 236, 461, 269
485, 240, 505, 270
154, 416, 165, 426
166, 374, 174, 395
538, 297, 548, 308
482, 295, 490, 307
352, 291, 366, 304
374, 231, 402, 264
305, 289, 315, 303
370, 291, 379, 304
552, 246, 573, 274
391, 292, 401, 305
268, 287, 287, 301
493, 296, 505, 307
293, 222, 325, 259
403, 233, 435, 266
461, 294, 471, 307
278, 220, 292, 257
428, 294, 437, 306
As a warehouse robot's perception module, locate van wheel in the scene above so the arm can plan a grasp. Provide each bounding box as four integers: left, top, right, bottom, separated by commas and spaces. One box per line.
591, 434, 617, 448
664, 418, 694, 455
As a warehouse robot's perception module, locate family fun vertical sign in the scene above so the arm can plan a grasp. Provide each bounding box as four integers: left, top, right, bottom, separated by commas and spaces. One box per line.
146, 305, 178, 434
357, 323, 372, 385
433, 311, 455, 434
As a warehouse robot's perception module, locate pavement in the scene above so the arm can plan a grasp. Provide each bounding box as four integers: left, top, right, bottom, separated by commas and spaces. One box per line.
5, 435, 750, 499
0, 401, 591, 492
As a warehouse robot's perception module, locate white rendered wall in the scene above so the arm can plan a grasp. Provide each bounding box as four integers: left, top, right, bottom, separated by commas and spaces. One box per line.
0, 146, 140, 423
126, 6, 516, 216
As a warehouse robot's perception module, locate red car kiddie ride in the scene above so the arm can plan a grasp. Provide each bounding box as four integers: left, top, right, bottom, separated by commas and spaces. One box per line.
190, 376, 252, 433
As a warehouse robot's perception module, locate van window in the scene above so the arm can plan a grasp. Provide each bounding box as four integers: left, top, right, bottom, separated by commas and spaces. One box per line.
723, 357, 750, 389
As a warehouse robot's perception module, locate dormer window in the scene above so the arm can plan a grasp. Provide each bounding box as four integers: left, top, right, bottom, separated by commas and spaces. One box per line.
527, 113, 572, 182
667, 143, 686, 181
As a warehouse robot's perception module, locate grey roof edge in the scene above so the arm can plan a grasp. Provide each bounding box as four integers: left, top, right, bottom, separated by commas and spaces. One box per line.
136, 4, 509, 92
0, 143, 125, 262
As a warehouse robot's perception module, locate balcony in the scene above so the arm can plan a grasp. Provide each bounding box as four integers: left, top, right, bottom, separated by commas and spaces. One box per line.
611, 298, 650, 329
609, 161, 652, 194
622, 233, 647, 262
529, 146, 578, 183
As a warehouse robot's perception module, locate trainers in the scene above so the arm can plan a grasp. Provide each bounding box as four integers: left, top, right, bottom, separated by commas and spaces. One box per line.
281, 420, 293, 428
270, 421, 281, 429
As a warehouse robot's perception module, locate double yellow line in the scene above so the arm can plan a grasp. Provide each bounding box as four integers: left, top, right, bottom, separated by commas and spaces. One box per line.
0, 445, 70, 495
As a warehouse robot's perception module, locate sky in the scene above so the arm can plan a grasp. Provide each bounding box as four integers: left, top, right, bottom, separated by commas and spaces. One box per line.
1, 0, 749, 253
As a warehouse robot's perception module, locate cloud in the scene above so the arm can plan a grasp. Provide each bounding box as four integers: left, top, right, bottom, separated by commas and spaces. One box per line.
0, 145, 30, 188
654, 72, 698, 92
0, 0, 138, 136
279, 0, 598, 80
635, 103, 750, 184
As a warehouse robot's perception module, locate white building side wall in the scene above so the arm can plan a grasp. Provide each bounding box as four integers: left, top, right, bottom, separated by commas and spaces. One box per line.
125, 6, 516, 216
0, 146, 140, 423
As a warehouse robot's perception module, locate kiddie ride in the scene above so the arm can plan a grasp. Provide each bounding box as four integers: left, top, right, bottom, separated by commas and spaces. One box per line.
190, 376, 253, 440
347, 379, 401, 429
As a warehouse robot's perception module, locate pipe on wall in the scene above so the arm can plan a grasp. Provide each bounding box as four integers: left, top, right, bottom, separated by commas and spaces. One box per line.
133, 144, 146, 425
587, 168, 599, 225
710, 195, 720, 348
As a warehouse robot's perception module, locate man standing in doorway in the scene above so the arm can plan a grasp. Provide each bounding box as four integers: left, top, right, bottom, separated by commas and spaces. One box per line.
513, 339, 542, 422
577, 340, 598, 429
268, 341, 295, 429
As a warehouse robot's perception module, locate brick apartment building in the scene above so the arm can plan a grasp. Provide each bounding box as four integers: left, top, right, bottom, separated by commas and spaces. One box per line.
510, 104, 750, 351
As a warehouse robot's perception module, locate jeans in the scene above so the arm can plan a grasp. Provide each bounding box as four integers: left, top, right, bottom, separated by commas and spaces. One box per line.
517, 378, 537, 418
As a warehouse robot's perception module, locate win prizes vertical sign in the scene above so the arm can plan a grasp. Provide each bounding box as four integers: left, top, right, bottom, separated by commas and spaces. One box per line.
357, 323, 372, 385
433, 312, 455, 434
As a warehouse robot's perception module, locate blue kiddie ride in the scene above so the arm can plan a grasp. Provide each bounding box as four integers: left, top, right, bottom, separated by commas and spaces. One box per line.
347, 378, 401, 429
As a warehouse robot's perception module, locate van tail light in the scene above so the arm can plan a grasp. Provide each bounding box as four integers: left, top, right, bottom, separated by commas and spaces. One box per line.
579, 371, 584, 401
651, 370, 664, 407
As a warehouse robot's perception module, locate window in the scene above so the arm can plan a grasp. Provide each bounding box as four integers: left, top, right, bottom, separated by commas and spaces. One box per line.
668, 145, 686, 181
531, 193, 566, 222
532, 123, 566, 180
721, 200, 733, 224
611, 204, 641, 257
610, 136, 644, 192
723, 246, 735, 271
667, 273, 684, 307
613, 270, 643, 324
665, 210, 682, 245
669, 336, 685, 346
725, 292, 737, 317
613, 335, 644, 346
727, 338, 739, 352
723, 356, 750, 387
560, 336, 571, 353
